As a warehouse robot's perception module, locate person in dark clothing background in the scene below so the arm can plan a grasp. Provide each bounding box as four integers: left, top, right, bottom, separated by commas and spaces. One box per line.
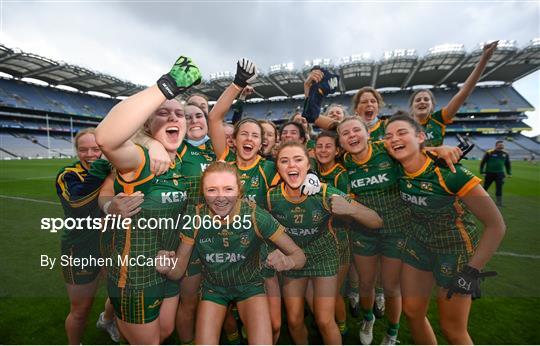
480, 140, 511, 207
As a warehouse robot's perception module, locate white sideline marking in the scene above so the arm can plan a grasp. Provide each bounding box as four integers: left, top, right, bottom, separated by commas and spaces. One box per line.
1, 176, 55, 183
0, 194, 60, 205
495, 251, 540, 259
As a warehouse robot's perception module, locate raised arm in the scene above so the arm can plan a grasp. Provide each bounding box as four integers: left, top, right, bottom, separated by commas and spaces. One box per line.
208, 59, 257, 158
444, 41, 498, 121
96, 56, 201, 173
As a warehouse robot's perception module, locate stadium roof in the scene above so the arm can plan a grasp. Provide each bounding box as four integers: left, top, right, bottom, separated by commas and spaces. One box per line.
1, 39, 539, 100
0, 44, 145, 97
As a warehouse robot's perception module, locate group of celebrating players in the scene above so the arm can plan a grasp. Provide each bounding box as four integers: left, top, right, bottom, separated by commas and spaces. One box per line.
55, 40, 506, 345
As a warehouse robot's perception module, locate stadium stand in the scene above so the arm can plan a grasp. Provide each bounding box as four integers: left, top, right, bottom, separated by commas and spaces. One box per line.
0, 40, 538, 159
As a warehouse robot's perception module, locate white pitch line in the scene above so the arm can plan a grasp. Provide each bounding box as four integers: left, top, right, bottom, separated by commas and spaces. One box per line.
495, 251, 540, 259
0, 195, 60, 205
1, 176, 56, 183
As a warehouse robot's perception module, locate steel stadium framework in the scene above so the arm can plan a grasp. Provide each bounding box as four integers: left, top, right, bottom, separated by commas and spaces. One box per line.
0, 39, 538, 159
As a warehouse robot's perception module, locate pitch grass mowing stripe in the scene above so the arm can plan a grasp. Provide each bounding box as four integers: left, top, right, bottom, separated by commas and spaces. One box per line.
0, 194, 60, 205
495, 251, 540, 259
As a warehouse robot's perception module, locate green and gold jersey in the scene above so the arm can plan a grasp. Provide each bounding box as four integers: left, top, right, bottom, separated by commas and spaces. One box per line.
109, 145, 193, 289
219, 146, 279, 206
177, 139, 216, 177
398, 157, 481, 254
317, 163, 351, 242
342, 141, 409, 234
419, 108, 452, 147
180, 200, 285, 287
56, 159, 111, 245
369, 119, 386, 141
266, 183, 346, 247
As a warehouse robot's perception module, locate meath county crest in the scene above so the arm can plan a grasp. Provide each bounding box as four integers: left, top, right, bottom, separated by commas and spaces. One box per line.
420, 182, 432, 191
203, 153, 212, 161
312, 210, 323, 222
240, 233, 250, 246
251, 176, 259, 188
440, 263, 453, 277
406, 180, 413, 189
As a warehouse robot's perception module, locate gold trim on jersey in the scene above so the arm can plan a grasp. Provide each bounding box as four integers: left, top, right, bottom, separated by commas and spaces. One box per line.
319, 162, 342, 177
218, 145, 231, 161
281, 183, 307, 204
57, 163, 102, 208
404, 155, 432, 178
237, 155, 262, 171
434, 167, 453, 195
457, 176, 481, 197
369, 119, 382, 134
351, 142, 373, 165
269, 225, 286, 242
453, 200, 474, 254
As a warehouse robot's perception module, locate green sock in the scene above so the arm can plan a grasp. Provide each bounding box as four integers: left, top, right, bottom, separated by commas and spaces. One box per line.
387, 322, 400, 336
180, 339, 194, 345
363, 309, 374, 321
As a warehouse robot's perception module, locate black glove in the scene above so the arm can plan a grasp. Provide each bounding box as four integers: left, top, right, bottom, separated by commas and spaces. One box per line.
157, 56, 202, 99
233, 58, 257, 88
427, 134, 475, 168
446, 265, 497, 300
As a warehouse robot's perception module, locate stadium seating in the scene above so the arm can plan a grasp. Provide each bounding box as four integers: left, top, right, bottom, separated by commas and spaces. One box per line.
0, 78, 117, 117
0, 77, 538, 160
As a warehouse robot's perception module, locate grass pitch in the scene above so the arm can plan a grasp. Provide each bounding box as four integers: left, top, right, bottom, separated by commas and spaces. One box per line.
0, 158, 538, 344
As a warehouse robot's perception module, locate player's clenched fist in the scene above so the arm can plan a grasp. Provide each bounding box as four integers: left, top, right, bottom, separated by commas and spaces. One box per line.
266, 249, 295, 272
155, 250, 176, 275
157, 56, 202, 99
330, 194, 355, 216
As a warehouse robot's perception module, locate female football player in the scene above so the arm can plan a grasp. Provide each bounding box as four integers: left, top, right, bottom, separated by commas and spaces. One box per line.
155, 161, 306, 345
384, 114, 505, 344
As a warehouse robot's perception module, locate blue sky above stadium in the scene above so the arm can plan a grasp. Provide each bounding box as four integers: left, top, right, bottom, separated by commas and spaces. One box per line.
0, 1, 538, 135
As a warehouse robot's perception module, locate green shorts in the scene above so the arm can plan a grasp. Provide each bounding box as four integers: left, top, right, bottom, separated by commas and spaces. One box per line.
185, 247, 202, 277
164, 279, 180, 298
284, 231, 339, 278
201, 281, 266, 306
351, 229, 405, 259
401, 236, 471, 288
107, 280, 165, 324
337, 229, 351, 266
61, 236, 102, 285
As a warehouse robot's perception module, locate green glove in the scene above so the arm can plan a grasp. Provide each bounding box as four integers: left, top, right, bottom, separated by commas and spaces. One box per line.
157, 56, 202, 99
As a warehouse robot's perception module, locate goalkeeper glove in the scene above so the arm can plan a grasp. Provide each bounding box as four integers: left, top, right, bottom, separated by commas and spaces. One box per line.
157, 56, 202, 99
446, 265, 497, 300
233, 58, 257, 88
300, 170, 321, 196
427, 134, 475, 169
